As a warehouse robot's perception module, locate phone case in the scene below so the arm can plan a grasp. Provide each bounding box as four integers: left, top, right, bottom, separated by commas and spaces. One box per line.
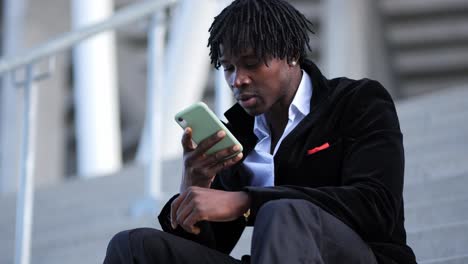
174, 102, 243, 157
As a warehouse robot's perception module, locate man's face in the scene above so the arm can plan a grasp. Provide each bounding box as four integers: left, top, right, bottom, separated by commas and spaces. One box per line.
219, 49, 296, 116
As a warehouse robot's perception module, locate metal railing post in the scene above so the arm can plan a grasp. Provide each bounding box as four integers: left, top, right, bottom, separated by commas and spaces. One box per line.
146, 10, 166, 200
131, 9, 167, 217
72, 0, 122, 177
14, 63, 37, 264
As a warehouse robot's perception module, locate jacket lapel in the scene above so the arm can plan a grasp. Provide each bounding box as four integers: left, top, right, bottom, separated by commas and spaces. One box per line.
224, 104, 257, 158
276, 60, 331, 153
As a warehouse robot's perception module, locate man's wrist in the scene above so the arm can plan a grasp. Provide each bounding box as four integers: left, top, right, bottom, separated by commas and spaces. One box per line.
237, 191, 251, 221
179, 178, 211, 193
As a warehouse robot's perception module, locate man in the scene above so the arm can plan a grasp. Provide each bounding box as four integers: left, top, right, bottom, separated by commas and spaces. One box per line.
104, 0, 416, 263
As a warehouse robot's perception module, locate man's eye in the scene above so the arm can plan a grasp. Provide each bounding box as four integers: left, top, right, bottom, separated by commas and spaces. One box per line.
245, 61, 259, 68
223, 65, 234, 72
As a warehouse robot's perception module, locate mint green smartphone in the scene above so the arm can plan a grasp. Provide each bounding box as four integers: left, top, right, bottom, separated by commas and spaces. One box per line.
175, 102, 243, 158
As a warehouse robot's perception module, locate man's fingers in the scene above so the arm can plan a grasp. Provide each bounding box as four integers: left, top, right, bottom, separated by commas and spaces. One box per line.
170, 191, 188, 229
174, 188, 196, 228
182, 209, 202, 235
173, 188, 202, 235
181, 127, 195, 152
193, 130, 226, 156
170, 198, 180, 229
201, 144, 242, 167
176, 199, 195, 228
210, 152, 243, 172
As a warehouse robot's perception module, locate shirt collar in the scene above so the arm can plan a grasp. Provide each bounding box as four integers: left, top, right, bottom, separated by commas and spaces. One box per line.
253, 70, 313, 139
289, 70, 312, 121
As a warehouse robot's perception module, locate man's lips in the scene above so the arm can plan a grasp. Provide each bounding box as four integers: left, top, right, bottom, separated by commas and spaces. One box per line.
236, 94, 258, 108
236, 94, 256, 101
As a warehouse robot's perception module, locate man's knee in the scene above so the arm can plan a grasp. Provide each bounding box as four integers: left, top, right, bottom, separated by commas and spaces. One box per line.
105, 228, 171, 263
104, 230, 132, 263
106, 229, 165, 257
108, 228, 158, 247
256, 199, 321, 223
107, 230, 131, 252
258, 198, 295, 212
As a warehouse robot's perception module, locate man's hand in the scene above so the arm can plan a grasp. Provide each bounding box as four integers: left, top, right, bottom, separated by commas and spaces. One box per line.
180, 127, 243, 192
170, 187, 250, 234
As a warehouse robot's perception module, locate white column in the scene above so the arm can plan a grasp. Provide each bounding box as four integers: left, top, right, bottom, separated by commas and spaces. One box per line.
215, 69, 233, 122
162, 0, 217, 159
323, 0, 368, 79
72, 0, 122, 177
137, 0, 218, 162
0, 0, 26, 194
322, 0, 394, 95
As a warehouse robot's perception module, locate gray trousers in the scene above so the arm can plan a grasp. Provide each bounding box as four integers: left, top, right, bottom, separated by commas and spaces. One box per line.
104, 199, 377, 264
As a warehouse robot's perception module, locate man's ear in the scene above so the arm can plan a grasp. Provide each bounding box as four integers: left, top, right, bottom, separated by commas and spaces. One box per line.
288, 55, 300, 67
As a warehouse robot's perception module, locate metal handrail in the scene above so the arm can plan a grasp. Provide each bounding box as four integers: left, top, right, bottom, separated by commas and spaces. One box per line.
0, 0, 176, 75
2, 1, 176, 264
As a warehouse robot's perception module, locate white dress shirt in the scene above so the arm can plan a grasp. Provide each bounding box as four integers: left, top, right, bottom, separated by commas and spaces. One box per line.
243, 70, 313, 186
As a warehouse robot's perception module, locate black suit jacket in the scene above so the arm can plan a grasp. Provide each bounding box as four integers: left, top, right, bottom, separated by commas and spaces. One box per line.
159, 60, 417, 264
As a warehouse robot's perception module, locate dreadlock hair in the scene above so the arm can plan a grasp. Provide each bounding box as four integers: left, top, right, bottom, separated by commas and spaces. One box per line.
208, 0, 315, 69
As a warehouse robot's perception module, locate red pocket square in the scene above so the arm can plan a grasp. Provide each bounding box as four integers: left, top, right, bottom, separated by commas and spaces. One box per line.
307, 142, 330, 155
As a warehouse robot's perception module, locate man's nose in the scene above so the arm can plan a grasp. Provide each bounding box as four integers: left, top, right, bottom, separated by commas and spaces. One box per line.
230, 69, 251, 89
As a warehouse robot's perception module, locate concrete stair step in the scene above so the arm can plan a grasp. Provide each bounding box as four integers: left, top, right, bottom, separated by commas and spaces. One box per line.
396, 86, 468, 112
0, 172, 174, 239
408, 222, 468, 261
402, 112, 468, 135
421, 254, 468, 264
231, 227, 253, 259
28, 217, 156, 259
399, 78, 468, 98
405, 143, 468, 165
405, 197, 468, 229
382, 0, 468, 18
0, 217, 158, 264
0, 167, 143, 222
389, 16, 468, 48
404, 173, 468, 206
399, 106, 468, 134
0, 159, 181, 210
396, 86, 468, 128
401, 129, 468, 148
395, 46, 468, 76
404, 127, 468, 154
32, 239, 109, 264
0, 188, 169, 263
405, 136, 468, 159
404, 155, 468, 186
